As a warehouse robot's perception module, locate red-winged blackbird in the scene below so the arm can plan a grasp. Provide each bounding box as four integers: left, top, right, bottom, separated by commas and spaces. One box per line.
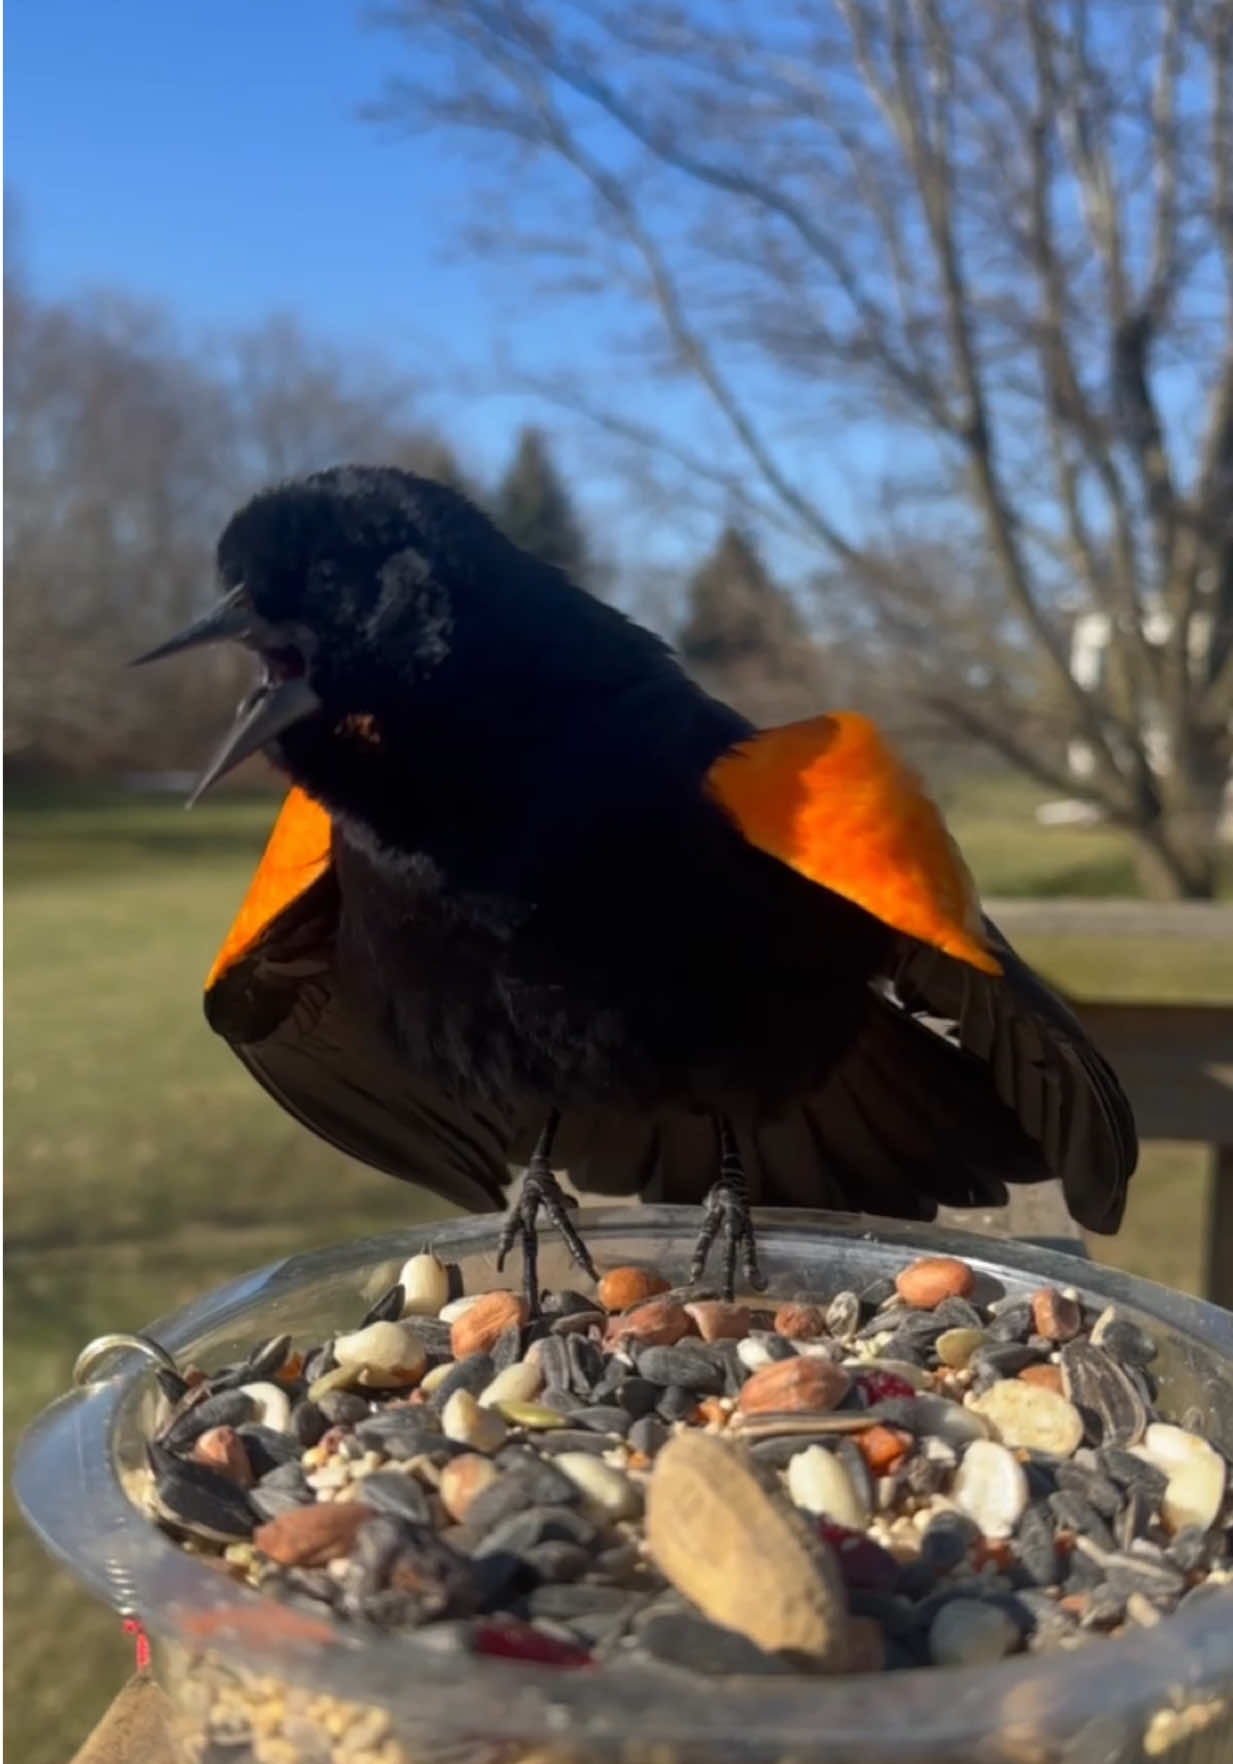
138, 466, 1136, 1303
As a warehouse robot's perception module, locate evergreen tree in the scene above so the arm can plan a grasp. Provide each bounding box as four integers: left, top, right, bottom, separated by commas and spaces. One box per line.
678, 526, 822, 723
494, 427, 590, 584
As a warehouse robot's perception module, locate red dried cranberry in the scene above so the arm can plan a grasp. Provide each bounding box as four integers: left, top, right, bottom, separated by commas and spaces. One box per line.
816, 1520, 901, 1594
817, 1518, 860, 1549
472, 1620, 592, 1668
858, 1370, 916, 1404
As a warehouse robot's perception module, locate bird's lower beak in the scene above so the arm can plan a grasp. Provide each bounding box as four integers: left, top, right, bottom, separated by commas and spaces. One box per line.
132, 585, 322, 806
187, 676, 322, 807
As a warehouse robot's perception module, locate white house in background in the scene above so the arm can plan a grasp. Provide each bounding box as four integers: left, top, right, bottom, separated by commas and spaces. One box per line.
1036, 602, 1233, 836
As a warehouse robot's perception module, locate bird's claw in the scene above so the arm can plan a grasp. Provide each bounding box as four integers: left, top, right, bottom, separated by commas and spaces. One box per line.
690, 1124, 769, 1301
496, 1161, 598, 1315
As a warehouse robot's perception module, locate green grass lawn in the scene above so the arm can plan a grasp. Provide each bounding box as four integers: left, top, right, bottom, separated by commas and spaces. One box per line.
944, 772, 1233, 901
4, 784, 1228, 1762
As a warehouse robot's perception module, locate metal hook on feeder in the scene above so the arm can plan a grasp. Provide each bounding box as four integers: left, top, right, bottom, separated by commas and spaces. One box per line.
72, 1332, 180, 1388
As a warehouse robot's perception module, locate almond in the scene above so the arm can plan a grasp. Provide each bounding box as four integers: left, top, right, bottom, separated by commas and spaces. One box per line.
684, 1300, 751, 1342
1018, 1363, 1064, 1393
604, 1299, 696, 1349
773, 1302, 830, 1340
192, 1426, 253, 1488
449, 1290, 527, 1359
895, 1257, 974, 1309
439, 1453, 500, 1522
645, 1430, 849, 1668
737, 1356, 850, 1416
598, 1267, 670, 1311
254, 1502, 373, 1567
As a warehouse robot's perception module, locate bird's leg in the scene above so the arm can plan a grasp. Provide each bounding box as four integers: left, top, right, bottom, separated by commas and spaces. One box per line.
496, 1109, 597, 1314
689, 1118, 769, 1302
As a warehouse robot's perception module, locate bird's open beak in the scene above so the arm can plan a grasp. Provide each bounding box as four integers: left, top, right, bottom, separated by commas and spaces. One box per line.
130, 582, 257, 665
185, 675, 321, 806
132, 585, 322, 806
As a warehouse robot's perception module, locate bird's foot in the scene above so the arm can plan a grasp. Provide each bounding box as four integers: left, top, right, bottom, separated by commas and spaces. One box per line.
689, 1120, 769, 1303
496, 1112, 597, 1314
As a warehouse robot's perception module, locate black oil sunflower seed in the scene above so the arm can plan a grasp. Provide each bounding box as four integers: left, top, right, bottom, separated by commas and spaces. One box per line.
636, 1346, 724, 1394
359, 1285, 406, 1327
153, 1456, 258, 1541
1060, 1340, 1148, 1447
161, 1388, 257, 1452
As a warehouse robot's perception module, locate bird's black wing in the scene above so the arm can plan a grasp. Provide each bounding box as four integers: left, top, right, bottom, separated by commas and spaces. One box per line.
205, 865, 511, 1214
874, 917, 1137, 1232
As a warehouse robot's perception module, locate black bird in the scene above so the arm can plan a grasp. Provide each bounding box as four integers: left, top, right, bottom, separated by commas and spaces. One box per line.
138, 466, 1137, 1303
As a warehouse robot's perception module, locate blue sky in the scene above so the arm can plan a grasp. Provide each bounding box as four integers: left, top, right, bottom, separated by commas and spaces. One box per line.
5, 1, 613, 486
15, 1, 1183, 596
5, 0, 876, 577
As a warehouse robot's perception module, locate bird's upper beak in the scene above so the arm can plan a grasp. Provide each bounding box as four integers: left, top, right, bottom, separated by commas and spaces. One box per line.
132, 584, 322, 805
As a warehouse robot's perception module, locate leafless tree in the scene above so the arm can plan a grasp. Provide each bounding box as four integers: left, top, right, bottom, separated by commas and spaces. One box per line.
4, 275, 462, 775
4, 277, 238, 772
679, 524, 826, 724
370, 0, 1233, 896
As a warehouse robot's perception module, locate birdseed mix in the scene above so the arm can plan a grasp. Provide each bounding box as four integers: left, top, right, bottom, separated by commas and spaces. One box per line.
137, 1251, 1233, 1761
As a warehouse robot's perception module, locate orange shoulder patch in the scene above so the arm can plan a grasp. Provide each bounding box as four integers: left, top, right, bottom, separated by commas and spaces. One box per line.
205, 787, 334, 990
706, 712, 1000, 975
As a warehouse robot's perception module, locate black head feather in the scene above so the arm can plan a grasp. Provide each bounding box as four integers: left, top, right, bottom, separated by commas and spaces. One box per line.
211, 465, 693, 865
217, 465, 670, 703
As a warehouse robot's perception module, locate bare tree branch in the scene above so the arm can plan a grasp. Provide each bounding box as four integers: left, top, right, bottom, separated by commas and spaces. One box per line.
370, 0, 1233, 894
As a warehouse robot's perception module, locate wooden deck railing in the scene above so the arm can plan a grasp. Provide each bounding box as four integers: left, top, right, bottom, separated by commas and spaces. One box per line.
948, 903, 1233, 1308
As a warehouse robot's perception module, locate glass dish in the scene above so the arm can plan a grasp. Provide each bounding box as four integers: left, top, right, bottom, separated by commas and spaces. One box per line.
15, 1205, 1233, 1764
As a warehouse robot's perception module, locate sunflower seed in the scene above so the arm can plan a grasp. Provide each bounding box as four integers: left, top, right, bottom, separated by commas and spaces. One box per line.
359, 1284, 406, 1327
1014, 1503, 1061, 1587
612, 1377, 661, 1418
919, 1510, 982, 1572
153, 1457, 258, 1542
637, 1345, 725, 1393
237, 1425, 301, 1477
355, 1471, 432, 1524
627, 1415, 669, 1457
427, 1353, 495, 1410
1059, 1341, 1147, 1447
315, 1390, 369, 1428
354, 1409, 440, 1460
161, 1388, 256, 1452
1055, 1460, 1122, 1519
1048, 1489, 1115, 1551
825, 1292, 861, 1338
1099, 1446, 1168, 1501
569, 1404, 633, 1435
986, 1304, 1034, 1344
1089, 1308, 1157, 1367
238, 1381, 292, 1434
473, 1504, 598, 1559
